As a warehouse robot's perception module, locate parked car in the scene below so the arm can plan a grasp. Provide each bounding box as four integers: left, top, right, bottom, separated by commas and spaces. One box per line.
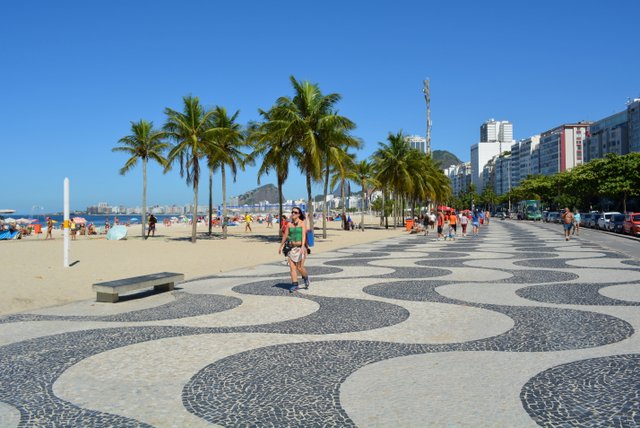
623, 212, 640, 236
608, 214, 625, 233
545, 211, 560, 223
596, 212, 622, 230
588, 213, 602, 228
580, 213, 592, 227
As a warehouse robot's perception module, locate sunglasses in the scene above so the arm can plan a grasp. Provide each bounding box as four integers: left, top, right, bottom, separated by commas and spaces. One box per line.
292, 211, 300, 215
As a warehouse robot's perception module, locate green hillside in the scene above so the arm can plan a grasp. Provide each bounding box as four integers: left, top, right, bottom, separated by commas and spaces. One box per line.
432, 150, 462, 169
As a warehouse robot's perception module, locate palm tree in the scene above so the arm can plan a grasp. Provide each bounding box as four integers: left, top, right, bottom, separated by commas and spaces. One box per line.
347, 159, 379, 231
249, 107, 294, 237
274, 76, 353, 235
164, 95, 220, 243
209, 106, 249, 239
329, 151, 356, 230
319, 115, 360, 238
112, 120, 168, 238
372, 131, 416, 228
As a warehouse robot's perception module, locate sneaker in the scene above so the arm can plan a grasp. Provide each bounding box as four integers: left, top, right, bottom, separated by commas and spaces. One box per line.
289, 285, 299, 293
303, 277, 310, 289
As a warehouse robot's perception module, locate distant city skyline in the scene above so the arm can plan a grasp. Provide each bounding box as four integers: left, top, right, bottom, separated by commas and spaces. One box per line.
3, 1, 639, 213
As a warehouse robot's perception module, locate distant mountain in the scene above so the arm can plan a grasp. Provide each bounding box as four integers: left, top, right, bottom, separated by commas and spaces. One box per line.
238, 184, 283, 205
432, 150, 462, 169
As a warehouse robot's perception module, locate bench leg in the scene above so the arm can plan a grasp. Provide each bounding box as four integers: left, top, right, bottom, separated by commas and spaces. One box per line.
97, 292, 119, 303
154, 282, 175, 292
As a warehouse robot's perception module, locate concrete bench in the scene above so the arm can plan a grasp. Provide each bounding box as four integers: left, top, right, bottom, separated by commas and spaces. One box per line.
92, 272, 184, 303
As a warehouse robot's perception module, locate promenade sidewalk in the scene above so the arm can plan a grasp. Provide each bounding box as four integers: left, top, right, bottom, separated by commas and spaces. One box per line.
1, 220, 639, 427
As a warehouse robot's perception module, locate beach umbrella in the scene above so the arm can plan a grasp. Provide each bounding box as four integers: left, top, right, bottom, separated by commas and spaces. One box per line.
4, 218, 16, 224
106, 225, 128, 240
72, 217, 87, 224
15, 218, 36, 224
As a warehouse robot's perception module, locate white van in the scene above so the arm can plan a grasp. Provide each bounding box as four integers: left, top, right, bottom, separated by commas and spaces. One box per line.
596, 212, 621, 230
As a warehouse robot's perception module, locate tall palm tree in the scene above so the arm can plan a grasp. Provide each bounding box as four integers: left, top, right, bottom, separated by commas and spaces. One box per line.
347, 159, 379, 231
274, 76, 352, 234
372, 131, 416, 228
209, 106, 249, 239
164, 95, 221, 243
319, 115, 360, 238
112, 120, 168, 238
249, 107, 294, 237
329, 151, 356, 230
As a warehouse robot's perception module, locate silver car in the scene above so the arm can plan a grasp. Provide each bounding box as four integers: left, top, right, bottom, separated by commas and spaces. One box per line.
596, 212, 622, 230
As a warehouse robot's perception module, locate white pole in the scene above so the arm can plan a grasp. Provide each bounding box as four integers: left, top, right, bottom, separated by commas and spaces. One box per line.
63, 178, 70, 268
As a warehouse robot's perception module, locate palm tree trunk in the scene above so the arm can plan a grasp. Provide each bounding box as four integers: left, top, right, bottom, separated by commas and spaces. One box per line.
393, 192, 397, 229
322, 161, 329, 239
341, 178, 346, 230
306, 172, 314, 233
191, 181, 198, 243
382, 190, 388, 229
208, 165, 213, 236
361, 183, 366, 231
142, 158, 147, 239
278, 177, 284, 238
222, 164, 228, 239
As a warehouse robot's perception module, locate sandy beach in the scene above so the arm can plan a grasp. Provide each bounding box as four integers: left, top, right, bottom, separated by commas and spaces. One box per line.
0, 216, 405, 315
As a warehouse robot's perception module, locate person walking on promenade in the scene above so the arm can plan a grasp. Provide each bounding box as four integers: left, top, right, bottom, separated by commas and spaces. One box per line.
561, 207, 574, 241
449, 210, 458, 237
422, 214, 429, 236
573, 209, 581, 236
471, 210, 480, 235
45, 217, 53, 240
244, 212, 253, 232
146, 214, 157, 239
278, 207, 310, 292
460, 211, 469, 237
436, 209, 445, 240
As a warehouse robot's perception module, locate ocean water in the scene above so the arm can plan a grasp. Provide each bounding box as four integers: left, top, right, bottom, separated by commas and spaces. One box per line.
11, 214, 187, 228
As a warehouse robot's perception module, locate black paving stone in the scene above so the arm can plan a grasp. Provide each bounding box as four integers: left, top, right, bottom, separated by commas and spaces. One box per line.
0, 293, 242, 324
516, 283, 640, 306
521, 354, 640, 427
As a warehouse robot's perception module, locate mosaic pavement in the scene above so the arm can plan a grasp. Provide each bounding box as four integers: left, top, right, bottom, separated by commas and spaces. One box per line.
1, 221, 640, 427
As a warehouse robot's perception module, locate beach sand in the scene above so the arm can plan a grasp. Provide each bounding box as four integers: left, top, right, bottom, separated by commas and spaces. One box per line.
0, 216, 405, 315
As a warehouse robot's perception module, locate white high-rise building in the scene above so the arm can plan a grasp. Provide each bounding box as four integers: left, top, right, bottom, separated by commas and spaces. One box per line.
472, 119, 515, 192
470, 141, 503, 193
443, 162, 471, 196
481, 119, 513, 143
405, 135, 427, 153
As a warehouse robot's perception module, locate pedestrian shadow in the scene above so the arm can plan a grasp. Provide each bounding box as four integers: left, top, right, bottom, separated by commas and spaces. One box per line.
272, 282, 293, 291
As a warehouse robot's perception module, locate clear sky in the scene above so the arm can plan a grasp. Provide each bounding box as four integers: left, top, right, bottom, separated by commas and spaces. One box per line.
2, 0, 639, 213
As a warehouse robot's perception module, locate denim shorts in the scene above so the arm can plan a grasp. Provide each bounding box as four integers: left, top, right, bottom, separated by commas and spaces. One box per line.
563, 223, 573, 231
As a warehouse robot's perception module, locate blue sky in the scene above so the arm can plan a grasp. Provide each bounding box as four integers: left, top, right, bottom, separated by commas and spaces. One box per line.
2, 0, 639, 213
